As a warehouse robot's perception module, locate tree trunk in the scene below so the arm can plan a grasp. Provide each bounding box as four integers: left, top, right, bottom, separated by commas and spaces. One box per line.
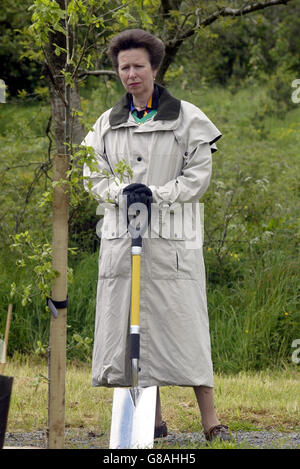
70, 83, 85, 145
47, 76, 66, 154
45, 11, 84, 152
47, 153, 69, 449
44, 8, 70, 448
156, 41, 182, 85
46, 70, 84, 151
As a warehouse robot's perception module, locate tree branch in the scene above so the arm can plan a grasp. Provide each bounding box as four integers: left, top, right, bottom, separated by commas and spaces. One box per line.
157, 0, 293, 83
72, 23, 92, 80
42, 52, 68, 107
173, 0, 293, 43
201, 0, 292, 28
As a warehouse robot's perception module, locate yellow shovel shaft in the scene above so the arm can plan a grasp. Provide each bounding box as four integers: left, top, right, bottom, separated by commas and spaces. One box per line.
131, 254, 141, 327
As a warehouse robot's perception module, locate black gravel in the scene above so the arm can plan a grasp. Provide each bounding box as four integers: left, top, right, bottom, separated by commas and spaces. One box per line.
3, 429, 300, 449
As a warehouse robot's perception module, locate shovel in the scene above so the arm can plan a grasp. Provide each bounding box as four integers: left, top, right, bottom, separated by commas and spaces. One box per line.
0, 304, 14, 449
109, 198, 157, 449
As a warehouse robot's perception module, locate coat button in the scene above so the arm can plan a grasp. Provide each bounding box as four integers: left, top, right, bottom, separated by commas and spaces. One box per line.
137, 156, 142, 161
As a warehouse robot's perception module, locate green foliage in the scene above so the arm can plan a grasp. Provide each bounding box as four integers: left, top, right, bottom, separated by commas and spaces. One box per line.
28, 0, 66, 44
0, 0, 43, 96
0, 100, 52, 254
113, 159, 133, 184
68, 333, 93, 360
9, 230, 77, 306
18, 0, 160, 97
165, 3, 300, 89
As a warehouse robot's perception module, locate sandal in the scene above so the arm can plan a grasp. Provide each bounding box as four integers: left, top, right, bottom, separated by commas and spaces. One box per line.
204, 424, 231, 442
154, 420, 168, 439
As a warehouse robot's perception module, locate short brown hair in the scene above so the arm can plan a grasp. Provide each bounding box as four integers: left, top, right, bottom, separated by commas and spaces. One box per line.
108, 29, 165, 72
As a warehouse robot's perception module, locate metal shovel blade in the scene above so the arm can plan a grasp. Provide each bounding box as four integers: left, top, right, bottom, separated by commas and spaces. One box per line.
109, 386, 157, 449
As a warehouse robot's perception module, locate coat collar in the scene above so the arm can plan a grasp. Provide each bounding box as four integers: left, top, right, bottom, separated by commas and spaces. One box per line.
109, 84, 181, 127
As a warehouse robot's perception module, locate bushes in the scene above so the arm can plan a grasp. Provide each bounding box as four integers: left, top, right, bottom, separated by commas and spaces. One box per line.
207, 244, 299, 372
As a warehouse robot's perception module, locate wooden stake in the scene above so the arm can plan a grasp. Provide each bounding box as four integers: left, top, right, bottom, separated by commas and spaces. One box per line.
0, 304, 13, 375
48, 153, 69, 449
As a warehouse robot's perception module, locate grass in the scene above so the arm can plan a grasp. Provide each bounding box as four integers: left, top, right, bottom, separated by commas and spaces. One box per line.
4, 357, 300, 449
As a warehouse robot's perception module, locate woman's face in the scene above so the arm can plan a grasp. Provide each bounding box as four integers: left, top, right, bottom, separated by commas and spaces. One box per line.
118, 48, 157, 103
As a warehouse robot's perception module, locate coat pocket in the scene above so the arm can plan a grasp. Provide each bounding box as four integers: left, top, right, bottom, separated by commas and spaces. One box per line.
110, 238, 131, 278
151, 238, 177, 279
98, 238, 131, 278
175, 242, 202, 280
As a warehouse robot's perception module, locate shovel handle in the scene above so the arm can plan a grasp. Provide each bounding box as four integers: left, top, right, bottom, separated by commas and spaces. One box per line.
126, 191, 151, 385
130, 249, 141, 327
130, 247, 141, 363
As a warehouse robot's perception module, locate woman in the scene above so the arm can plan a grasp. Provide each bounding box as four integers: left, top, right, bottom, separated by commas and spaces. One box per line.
83, 29, 230, 443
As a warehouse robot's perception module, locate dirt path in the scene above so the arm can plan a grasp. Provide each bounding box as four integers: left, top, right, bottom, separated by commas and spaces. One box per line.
3, 429, 300, 449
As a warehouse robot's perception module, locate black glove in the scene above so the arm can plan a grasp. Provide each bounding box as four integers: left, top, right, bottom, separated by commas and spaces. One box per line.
122, 183, 152, 242
123, 183, 152, 209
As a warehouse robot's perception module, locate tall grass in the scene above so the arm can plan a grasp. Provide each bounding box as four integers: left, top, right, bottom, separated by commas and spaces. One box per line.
208, 250, 299, 372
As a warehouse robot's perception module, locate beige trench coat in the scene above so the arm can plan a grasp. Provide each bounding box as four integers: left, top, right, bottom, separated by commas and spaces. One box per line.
83, 85, 221, 388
